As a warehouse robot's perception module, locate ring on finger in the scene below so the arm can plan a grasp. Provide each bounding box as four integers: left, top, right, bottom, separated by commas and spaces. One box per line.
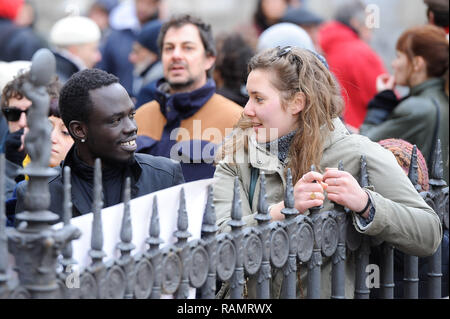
309, 192, 316, 200
334, 178, 338, 185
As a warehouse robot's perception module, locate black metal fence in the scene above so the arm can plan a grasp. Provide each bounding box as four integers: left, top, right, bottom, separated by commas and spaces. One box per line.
0, 140, 447, 299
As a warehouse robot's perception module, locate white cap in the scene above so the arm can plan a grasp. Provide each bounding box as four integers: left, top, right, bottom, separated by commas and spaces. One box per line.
50, 16, 101, 47
257, 22, 315, 52
0, 61, 31, 94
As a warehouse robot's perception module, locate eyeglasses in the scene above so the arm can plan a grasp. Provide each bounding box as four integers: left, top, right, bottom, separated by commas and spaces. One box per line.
2, 107, 29, 122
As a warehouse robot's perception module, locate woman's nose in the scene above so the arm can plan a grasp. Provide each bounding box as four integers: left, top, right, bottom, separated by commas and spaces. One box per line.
243, 101, 255, 117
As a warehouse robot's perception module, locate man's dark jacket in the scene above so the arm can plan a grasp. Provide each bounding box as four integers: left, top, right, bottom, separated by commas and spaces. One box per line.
0, 18, 46, 62
16, 150, 185, 223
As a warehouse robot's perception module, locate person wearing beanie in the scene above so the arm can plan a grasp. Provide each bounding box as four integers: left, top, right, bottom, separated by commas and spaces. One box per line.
257, 22, 316, 52
49, 15, 102, 84
0, 0, 46, 62
281, 6, 324, 52
129, 19, 164, 99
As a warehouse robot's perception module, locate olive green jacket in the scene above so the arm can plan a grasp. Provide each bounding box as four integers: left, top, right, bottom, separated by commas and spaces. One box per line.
360, 78, 449, 184
213, 118, 442, 298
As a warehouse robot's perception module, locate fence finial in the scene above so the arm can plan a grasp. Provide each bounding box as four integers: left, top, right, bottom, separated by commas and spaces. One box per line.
120, 177, 133, 244
229, 176, 245, 228
202, 185, 218, 234
308, 164, 323, 211
429, 139, 446, 186
255, 172, 271, 222
61, 166, 76, 266
281, 168, 298, 216
408, 145, 421, 192
174, 188, 191, 242
89, 158, 105, 261
359, 155, 369, 188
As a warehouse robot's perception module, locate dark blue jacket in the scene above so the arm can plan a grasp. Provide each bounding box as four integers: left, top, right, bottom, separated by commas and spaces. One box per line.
15, 148, 185, 223
96, 28, 136, 96
0, 18, 46, 62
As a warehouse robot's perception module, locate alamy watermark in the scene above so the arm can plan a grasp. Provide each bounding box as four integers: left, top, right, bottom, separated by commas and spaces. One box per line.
366, 264, 380, 289
65, 264, 80, 289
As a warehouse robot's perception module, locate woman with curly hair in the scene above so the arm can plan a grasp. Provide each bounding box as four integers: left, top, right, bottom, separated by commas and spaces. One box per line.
213, 46, 442, 298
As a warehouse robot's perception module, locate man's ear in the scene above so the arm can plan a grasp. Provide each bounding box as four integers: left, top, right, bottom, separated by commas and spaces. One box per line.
69, 120, 87, 142
289, 92, 306, 115
205, 54, 216, 73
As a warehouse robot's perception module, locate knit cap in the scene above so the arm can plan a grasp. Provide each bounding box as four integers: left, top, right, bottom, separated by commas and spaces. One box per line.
282, 7, 324, 26
378, 138, 429, 191
257, 22, 315, 52
50, 16, 101, 47
136, 19, 163, 55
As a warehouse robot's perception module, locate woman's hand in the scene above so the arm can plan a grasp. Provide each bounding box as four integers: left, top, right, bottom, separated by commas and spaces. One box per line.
376, 73, 395, 92
293, 171, 328, 214
323, 168, 370, 218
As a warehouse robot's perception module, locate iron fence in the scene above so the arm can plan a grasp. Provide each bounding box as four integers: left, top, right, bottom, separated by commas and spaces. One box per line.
0, 140, 447, 299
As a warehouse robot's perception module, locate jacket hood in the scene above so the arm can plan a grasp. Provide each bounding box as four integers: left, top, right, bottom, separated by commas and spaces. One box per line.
318, 21, 359, 53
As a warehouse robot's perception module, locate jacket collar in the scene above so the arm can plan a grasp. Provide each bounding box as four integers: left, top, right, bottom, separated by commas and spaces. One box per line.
248, 117, 349, 171
410, 78, 445, 96
61, 145, 143, 185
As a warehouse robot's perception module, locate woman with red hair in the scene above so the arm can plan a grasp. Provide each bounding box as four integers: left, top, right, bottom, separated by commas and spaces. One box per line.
360, 24, 449, 184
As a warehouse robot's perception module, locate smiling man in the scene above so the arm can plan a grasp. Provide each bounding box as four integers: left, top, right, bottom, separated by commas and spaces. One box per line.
135, 15, 242, 182
29, 68, 185, 220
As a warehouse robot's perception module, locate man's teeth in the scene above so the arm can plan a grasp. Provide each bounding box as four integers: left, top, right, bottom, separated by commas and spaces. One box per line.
121, 140, 136, 146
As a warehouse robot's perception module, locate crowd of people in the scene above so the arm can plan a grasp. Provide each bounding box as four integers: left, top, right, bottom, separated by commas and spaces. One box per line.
0, 0, 448, 299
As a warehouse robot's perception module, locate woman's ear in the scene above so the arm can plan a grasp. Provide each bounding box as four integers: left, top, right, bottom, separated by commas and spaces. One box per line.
289, 92, 306, 115
69, 120, 87, 142
412, 56, 426, 72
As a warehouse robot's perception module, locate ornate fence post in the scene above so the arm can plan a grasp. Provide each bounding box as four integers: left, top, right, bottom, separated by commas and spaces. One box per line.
307, 165, 324, 299
425, 139, 445, 298
331, 161, 348, 299
145, 197, 163, 299
254, 172, 272, 299
58, 166, 81, 298
6, 49, 79, 299
354, 156, 371, 299
0, 155, 9, 298
379, 241, 394, 299
117, 177, 136, 299
400, 146, 420, 299
83, 158, 107, 299
228, 177, 246, 298
174, 188, 192, 299
200, 185, 218, 299
280, 168, 298, 299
